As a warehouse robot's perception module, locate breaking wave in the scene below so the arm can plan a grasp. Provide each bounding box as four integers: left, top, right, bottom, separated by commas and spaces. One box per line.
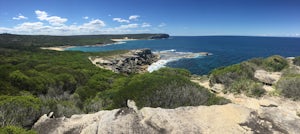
147, 49, 211, 72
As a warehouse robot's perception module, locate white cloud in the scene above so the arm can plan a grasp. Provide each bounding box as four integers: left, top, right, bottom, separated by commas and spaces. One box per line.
0, 19, 107, 35
80, 19, 106, 29
101, 24, 139, 34
15, 22, 44, 29
158, 22, 166, 27
35, 10, 47, 20
113, 18, 129, 23
12, 14, 28, 20
141, 22, 151, 28
0, 11, 153, 35
35, 10, 67, 26
118, 23, 139, 29
83, 16, 89, 19
13, 22, 46, 34
129, 15, 140, 20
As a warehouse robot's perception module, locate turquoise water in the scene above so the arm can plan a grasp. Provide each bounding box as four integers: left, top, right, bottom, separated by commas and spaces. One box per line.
67, 36, 300, 75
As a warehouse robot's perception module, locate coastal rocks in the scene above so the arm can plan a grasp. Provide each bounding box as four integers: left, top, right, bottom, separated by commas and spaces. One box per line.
254, 69, 281, 85
33, 99, 300, 134
89, 49, 159, 74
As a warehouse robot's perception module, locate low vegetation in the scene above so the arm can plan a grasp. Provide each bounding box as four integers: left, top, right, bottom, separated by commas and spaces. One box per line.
276, 75, 300, 100
0, 126, 36, 134
209, 55, 288, 97
112, 68, 229, 109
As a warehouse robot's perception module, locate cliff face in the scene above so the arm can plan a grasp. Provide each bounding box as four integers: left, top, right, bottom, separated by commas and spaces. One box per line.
89, 49, 159, 74
33, 99, 300, 134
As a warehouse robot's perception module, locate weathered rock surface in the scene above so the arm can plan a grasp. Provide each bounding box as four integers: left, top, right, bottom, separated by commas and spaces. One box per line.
33, 98, 300, 134
89, 49, 159, 74
254, 69, 281, 85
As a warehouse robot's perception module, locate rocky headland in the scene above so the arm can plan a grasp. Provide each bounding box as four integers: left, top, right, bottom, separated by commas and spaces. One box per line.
89, 49, 159, 74
89, 49, 212, 74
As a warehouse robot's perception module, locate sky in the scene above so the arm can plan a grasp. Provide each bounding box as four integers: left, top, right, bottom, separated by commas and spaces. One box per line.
0, 0, 300, 36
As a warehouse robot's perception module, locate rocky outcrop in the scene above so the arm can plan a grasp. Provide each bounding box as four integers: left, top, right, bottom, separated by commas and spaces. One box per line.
89, 49, 159, 74
254, 69, 281, 85
33, 98, 300, 134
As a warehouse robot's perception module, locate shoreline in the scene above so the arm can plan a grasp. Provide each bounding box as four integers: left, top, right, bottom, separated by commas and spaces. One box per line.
39, 38, 141, 51
40, 46, 75, 51
111, 38, 139, 42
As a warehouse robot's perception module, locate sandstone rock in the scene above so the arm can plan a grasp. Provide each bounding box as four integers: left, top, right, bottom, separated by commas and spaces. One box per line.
254, 70, 281, 85
33, 99, 300, 134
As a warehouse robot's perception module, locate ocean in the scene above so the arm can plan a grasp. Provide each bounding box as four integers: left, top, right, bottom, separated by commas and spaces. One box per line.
67, 36, 300, 75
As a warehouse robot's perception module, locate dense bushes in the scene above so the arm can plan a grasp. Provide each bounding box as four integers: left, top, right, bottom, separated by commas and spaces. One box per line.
209, 55, 288, 97
263, 55, 288, 72
209, 63, 265, 97
0, 49, 128, 127
276, 76, 300, 100
0, 95, 42, 128
112, 68, 229, 109
209, 62, 256, 88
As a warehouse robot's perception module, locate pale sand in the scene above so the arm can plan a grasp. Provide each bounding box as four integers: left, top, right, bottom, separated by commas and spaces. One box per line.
111, 38, 138, 42
40, 46, 75, 51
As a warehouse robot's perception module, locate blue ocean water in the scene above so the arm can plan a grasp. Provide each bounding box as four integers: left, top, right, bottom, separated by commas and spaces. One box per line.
67, 36, 300, 75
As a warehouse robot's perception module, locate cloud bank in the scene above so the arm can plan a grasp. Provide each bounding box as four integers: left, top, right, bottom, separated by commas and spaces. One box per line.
1, 11, 164, 35
35, 10, 67, 26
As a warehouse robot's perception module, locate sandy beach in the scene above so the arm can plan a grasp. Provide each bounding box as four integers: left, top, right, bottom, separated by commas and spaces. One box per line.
40, 46, 75, 51
111, 38, 138, 42
39, 39, 133, 51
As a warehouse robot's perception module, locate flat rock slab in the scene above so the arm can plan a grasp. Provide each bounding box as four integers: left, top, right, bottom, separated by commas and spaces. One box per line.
33, 102, 300, 134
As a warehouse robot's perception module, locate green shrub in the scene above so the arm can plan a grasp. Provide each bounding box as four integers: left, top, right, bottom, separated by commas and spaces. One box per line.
228, 79, 265, 97
276, 76, 300, 100
0, 126, 36, 134
262, 55, 288, 72
112, 68, 229, 109
293, 56, 300, 66
0, 95, 42, 128
209, 55, 288, 97
209, 62, 255, 88
39, 93, 83, 118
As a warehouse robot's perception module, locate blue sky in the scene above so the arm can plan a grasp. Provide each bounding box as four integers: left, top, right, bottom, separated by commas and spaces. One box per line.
0, 0, 300, 36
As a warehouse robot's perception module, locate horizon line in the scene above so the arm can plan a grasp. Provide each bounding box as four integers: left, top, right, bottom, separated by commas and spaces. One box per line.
1, 33, 300, 38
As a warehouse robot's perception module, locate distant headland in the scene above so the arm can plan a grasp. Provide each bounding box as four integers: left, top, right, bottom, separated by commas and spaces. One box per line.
0, 33, 169, 50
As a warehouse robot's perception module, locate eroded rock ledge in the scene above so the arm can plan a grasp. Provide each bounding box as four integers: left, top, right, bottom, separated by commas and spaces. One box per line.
33, 99, 300, 134
89, 49, 159, 74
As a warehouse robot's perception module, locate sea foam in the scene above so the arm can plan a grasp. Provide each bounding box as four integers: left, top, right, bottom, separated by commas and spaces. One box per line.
147, 49, 209, 72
